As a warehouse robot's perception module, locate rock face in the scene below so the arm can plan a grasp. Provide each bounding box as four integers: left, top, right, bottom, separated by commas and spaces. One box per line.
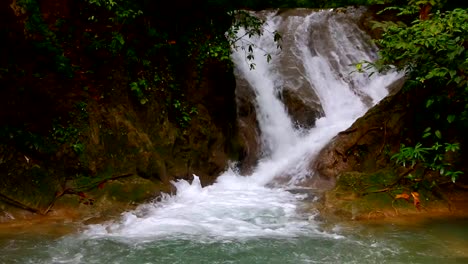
281, 88, 323, 130
313, 79, 406, 183
276, 9, 325, 130
0, 1, 240, 215
235, 76, 262, 174
310, 78, 412, 218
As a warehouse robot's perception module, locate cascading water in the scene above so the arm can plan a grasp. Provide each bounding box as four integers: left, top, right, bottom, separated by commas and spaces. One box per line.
5, 8, 467, 264
82, 8, 401, 242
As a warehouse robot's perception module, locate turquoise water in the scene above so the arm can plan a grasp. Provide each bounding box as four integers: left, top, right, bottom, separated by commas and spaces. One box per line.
2, 217, 467, 264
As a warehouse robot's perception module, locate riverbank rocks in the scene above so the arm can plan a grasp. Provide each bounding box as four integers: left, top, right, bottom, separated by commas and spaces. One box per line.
317, 170, 468, 221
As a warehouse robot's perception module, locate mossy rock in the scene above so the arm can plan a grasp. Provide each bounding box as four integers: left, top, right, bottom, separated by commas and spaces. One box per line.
335, 170, 399, 193
322, 170, 432, 220
53, 174, 169, 221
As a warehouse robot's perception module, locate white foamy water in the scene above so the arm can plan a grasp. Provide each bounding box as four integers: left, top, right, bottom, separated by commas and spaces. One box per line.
83, 8, 402, 241
85, 175, 329, 241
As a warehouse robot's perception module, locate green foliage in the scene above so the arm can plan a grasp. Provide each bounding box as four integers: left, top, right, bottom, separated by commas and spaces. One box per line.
50, 102, 88, 155
130, 78, 150, 105
109, 32, 126, 54
364, 2, 467, 182
51, 121, 85, 155
392, 142, 462, 183
186, 9, 281, 76
373, 8, 467, 88
86, 0, 143, 22
172, 100, 198, 128
17, 0, 74, 77
391, 127, 463, 182
226, 10, 282, 70
84, 0, 144, 58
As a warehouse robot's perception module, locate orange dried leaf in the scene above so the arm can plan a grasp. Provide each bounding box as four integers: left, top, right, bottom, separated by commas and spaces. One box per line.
411, 192, 421, 211
395, 193, 410, 200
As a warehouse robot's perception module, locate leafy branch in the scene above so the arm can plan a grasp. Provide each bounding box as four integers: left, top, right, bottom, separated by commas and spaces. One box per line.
226, 10, 282, 70
358, 2, 467, 183
391, 131, 463, 183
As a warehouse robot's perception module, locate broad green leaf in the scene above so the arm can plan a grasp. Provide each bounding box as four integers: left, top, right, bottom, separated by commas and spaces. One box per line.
447, 115, 455, 123
426, 99, 434, 108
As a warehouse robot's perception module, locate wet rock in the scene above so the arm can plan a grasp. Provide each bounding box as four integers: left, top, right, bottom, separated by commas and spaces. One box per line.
235, 75, 262, 174
275, 10, 324, 129
281, 88, 323, 129
313, 87, 407, 182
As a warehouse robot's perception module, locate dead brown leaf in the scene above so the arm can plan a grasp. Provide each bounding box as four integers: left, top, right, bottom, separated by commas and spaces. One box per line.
411, 192, 421, 211
395, 193, 410, 201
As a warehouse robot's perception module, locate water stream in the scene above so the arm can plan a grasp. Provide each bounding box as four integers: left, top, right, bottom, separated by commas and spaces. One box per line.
1, 7, 467, 264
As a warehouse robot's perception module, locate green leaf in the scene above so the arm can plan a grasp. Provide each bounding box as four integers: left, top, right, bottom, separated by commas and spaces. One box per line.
449, 70, 457, 78
447, 115, 455, 123
426, 99, 434, 108
445, 143, 460, 152
432, 142, 442, 150
423, 127, 432, 138
114, 33, 125, 45
435, 130, 442, 139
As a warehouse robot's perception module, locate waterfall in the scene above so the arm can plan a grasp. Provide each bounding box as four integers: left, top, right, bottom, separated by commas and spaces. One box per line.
84, 7, 402, 241
231, 8, 400, 186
